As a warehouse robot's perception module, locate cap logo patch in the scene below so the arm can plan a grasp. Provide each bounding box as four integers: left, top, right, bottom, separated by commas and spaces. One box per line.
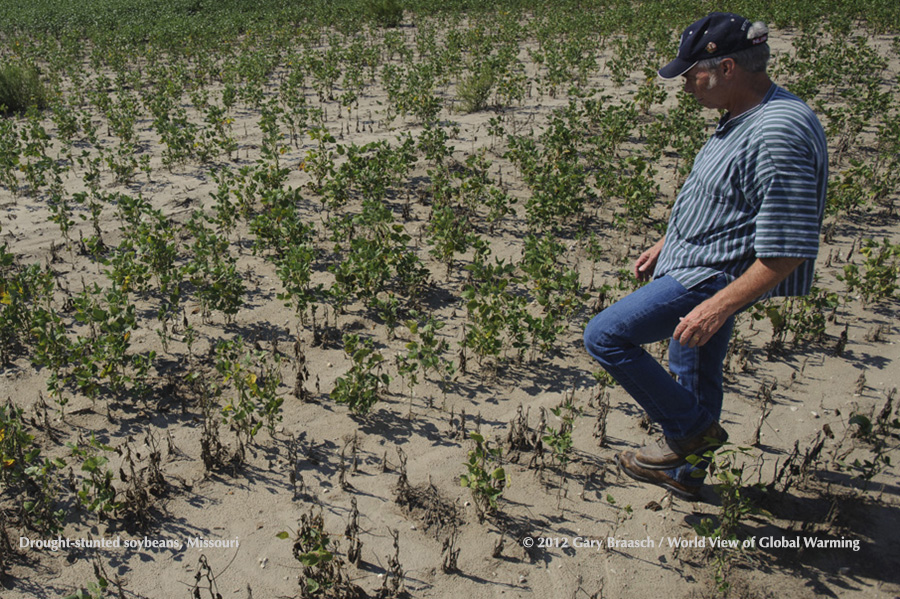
706, 42, 717, 53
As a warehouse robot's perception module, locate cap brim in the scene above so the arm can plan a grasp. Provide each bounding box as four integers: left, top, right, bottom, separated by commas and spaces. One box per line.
658, 58, 697, 79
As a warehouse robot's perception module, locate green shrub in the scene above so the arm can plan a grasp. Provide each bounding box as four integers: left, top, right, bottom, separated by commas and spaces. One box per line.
0, 63, 47, 114
366, 0, 403, 28
457, 67, 495, 113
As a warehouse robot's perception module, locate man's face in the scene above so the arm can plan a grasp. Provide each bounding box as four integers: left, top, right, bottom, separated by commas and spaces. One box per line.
682, 63, 725, 109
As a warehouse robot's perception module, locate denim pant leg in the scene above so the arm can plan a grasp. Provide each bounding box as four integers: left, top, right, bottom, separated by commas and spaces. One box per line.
668, 311, 735, 426
583, 274, 730, 441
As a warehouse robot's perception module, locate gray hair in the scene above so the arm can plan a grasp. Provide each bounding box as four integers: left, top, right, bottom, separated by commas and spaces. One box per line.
696, 21, 771, 73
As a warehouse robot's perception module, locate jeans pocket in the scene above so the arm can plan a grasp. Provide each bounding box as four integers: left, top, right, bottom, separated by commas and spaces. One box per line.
693, 272, 730, 297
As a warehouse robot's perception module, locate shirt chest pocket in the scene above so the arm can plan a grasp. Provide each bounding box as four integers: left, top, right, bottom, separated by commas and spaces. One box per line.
688, 146, 746, 203
701, 172, 742, 204
672, 179, 749, 243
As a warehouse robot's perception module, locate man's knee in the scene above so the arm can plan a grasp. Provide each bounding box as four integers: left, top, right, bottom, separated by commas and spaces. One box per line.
583, 313, 623, 363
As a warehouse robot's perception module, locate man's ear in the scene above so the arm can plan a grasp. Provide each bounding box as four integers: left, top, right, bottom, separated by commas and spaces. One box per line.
720, 57, 737, 78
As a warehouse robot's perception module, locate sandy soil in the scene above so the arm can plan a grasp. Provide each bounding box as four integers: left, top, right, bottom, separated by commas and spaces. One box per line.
1, 20, 899, 599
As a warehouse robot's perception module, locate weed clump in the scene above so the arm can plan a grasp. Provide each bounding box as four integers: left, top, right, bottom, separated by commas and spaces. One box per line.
366, 0, 403, 28
0, 63, 47, 114
457, 67, 495, 113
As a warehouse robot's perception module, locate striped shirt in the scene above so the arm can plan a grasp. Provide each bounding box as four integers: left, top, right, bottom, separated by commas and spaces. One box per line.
654, 84, 828, 299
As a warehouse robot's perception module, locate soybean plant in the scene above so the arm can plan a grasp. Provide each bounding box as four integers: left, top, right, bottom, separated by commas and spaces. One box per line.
397, 312, 456, 408
214, 337, 284, 445
183, 212, 245, 322
331, 334, 389, 416
460, 432, 508, 522
1, 401, 66, 533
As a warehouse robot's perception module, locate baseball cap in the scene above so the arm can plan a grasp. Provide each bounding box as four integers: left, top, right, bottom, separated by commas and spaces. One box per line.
658, 12, 769, 79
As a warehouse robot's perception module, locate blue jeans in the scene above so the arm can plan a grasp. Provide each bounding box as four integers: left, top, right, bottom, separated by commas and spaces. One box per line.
583, 274, 735, 443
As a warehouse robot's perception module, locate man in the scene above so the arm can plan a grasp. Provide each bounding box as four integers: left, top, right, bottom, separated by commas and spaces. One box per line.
583, 12, 827, 499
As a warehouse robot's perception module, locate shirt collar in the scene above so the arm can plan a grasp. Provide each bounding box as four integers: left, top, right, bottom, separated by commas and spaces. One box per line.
715, 83, 778, 135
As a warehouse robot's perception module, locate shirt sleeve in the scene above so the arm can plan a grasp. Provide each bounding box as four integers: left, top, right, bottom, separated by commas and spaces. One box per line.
752, 117, 825, 260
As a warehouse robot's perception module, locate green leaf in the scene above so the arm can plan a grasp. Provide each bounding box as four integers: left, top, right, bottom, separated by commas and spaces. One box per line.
299, 551, 320, 567
82, 455, 108, 472
849, 414, 873, 436
352, 348, 372, 362
276, 531, 291, 540
765, 306, 785, 330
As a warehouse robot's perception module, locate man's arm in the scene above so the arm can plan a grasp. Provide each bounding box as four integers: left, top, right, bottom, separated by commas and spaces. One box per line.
673, 256, 806, 348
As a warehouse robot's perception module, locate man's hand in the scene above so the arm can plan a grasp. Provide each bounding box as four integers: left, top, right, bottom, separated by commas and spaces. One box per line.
673, 256, 807, 347
634, 237, 666, 282
673, 298, 731, 348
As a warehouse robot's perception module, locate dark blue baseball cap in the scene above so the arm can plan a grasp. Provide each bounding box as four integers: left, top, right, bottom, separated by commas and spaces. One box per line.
658, 12, 768, 79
